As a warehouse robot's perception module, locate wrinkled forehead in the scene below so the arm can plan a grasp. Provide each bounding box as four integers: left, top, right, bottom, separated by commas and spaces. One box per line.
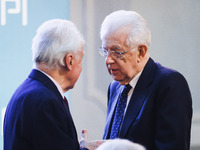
101, 27, 131, 48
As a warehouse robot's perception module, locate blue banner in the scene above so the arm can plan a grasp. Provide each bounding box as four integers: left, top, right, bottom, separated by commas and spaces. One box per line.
0, 0, 69, 149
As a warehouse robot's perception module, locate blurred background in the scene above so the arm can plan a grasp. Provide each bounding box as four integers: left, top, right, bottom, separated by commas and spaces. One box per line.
0, 0, 199, 149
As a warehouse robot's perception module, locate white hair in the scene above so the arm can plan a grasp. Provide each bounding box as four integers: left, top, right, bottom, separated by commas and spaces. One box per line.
100, 10, 151, 49
96, 139, 146, 150
32, 19, 85, 69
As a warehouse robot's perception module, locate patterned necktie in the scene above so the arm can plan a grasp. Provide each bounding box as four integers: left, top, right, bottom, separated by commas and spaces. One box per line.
110, 84, 132, 139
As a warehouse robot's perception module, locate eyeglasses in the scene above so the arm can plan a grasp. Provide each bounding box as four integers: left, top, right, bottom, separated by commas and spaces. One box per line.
98, 47, 135, 60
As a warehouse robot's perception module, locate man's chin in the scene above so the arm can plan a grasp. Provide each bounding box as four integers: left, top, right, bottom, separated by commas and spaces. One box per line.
113, 77, 123, 84
112, 76, 120, 81
112, 77, 129, 85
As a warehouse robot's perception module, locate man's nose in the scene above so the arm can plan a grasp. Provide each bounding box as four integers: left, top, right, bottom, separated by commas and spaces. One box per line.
105, 53, 115, 64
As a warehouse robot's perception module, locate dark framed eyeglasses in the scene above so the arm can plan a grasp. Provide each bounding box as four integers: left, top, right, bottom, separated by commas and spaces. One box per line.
98, 47, 135, 60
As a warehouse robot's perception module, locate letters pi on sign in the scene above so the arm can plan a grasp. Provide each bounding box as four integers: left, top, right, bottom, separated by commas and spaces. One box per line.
1, 0, 28, 26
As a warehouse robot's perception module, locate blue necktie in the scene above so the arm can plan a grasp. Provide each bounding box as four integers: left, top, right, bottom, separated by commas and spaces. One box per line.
110, 84, 132, 139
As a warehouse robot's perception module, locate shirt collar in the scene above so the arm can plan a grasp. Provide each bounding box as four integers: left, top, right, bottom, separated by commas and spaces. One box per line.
34, 68, 64, 99
129, 69, 143, 89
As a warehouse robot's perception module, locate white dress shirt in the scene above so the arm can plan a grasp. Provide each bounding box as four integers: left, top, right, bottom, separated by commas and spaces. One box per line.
34, 68, 64, 99
124, 70, 143, 113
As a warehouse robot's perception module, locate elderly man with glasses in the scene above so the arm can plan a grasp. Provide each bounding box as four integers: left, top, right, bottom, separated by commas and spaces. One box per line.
99, 10, 192, 150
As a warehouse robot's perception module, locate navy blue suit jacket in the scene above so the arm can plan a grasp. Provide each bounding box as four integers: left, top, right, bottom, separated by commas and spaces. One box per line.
4, 69, 80, 150
103, 58, 192, 150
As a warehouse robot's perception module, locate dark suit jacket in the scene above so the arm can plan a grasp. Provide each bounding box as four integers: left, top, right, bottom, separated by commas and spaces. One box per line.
4, 69, 80, 150
103, 58, 192, 150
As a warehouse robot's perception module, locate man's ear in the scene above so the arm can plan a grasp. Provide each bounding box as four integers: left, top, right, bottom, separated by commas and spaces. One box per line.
137, 45, 148, 63
65, 54, 74, 70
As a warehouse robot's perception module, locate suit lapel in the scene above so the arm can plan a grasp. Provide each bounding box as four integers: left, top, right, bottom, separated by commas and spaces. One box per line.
104, 83, 123, 139
29, 69, 63, 100
119, 85, 150, 137
29, 69, 79, 146
28, 69, 70, 113
119, 58, 157, 138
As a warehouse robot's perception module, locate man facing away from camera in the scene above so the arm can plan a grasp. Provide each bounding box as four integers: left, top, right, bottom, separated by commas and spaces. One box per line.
98, 10, 192, 150
4, 19, 87, 150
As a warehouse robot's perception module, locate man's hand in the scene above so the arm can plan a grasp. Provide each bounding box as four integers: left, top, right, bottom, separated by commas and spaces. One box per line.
80, 130, 106, 150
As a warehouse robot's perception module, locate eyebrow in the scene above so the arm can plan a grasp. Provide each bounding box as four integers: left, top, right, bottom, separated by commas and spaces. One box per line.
104, 46, 123, 51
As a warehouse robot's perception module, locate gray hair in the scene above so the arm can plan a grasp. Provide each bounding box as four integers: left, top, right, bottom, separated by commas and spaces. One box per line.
96, 139, 146, 150
32, 19, 85, 69
100, 10, 151, 49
